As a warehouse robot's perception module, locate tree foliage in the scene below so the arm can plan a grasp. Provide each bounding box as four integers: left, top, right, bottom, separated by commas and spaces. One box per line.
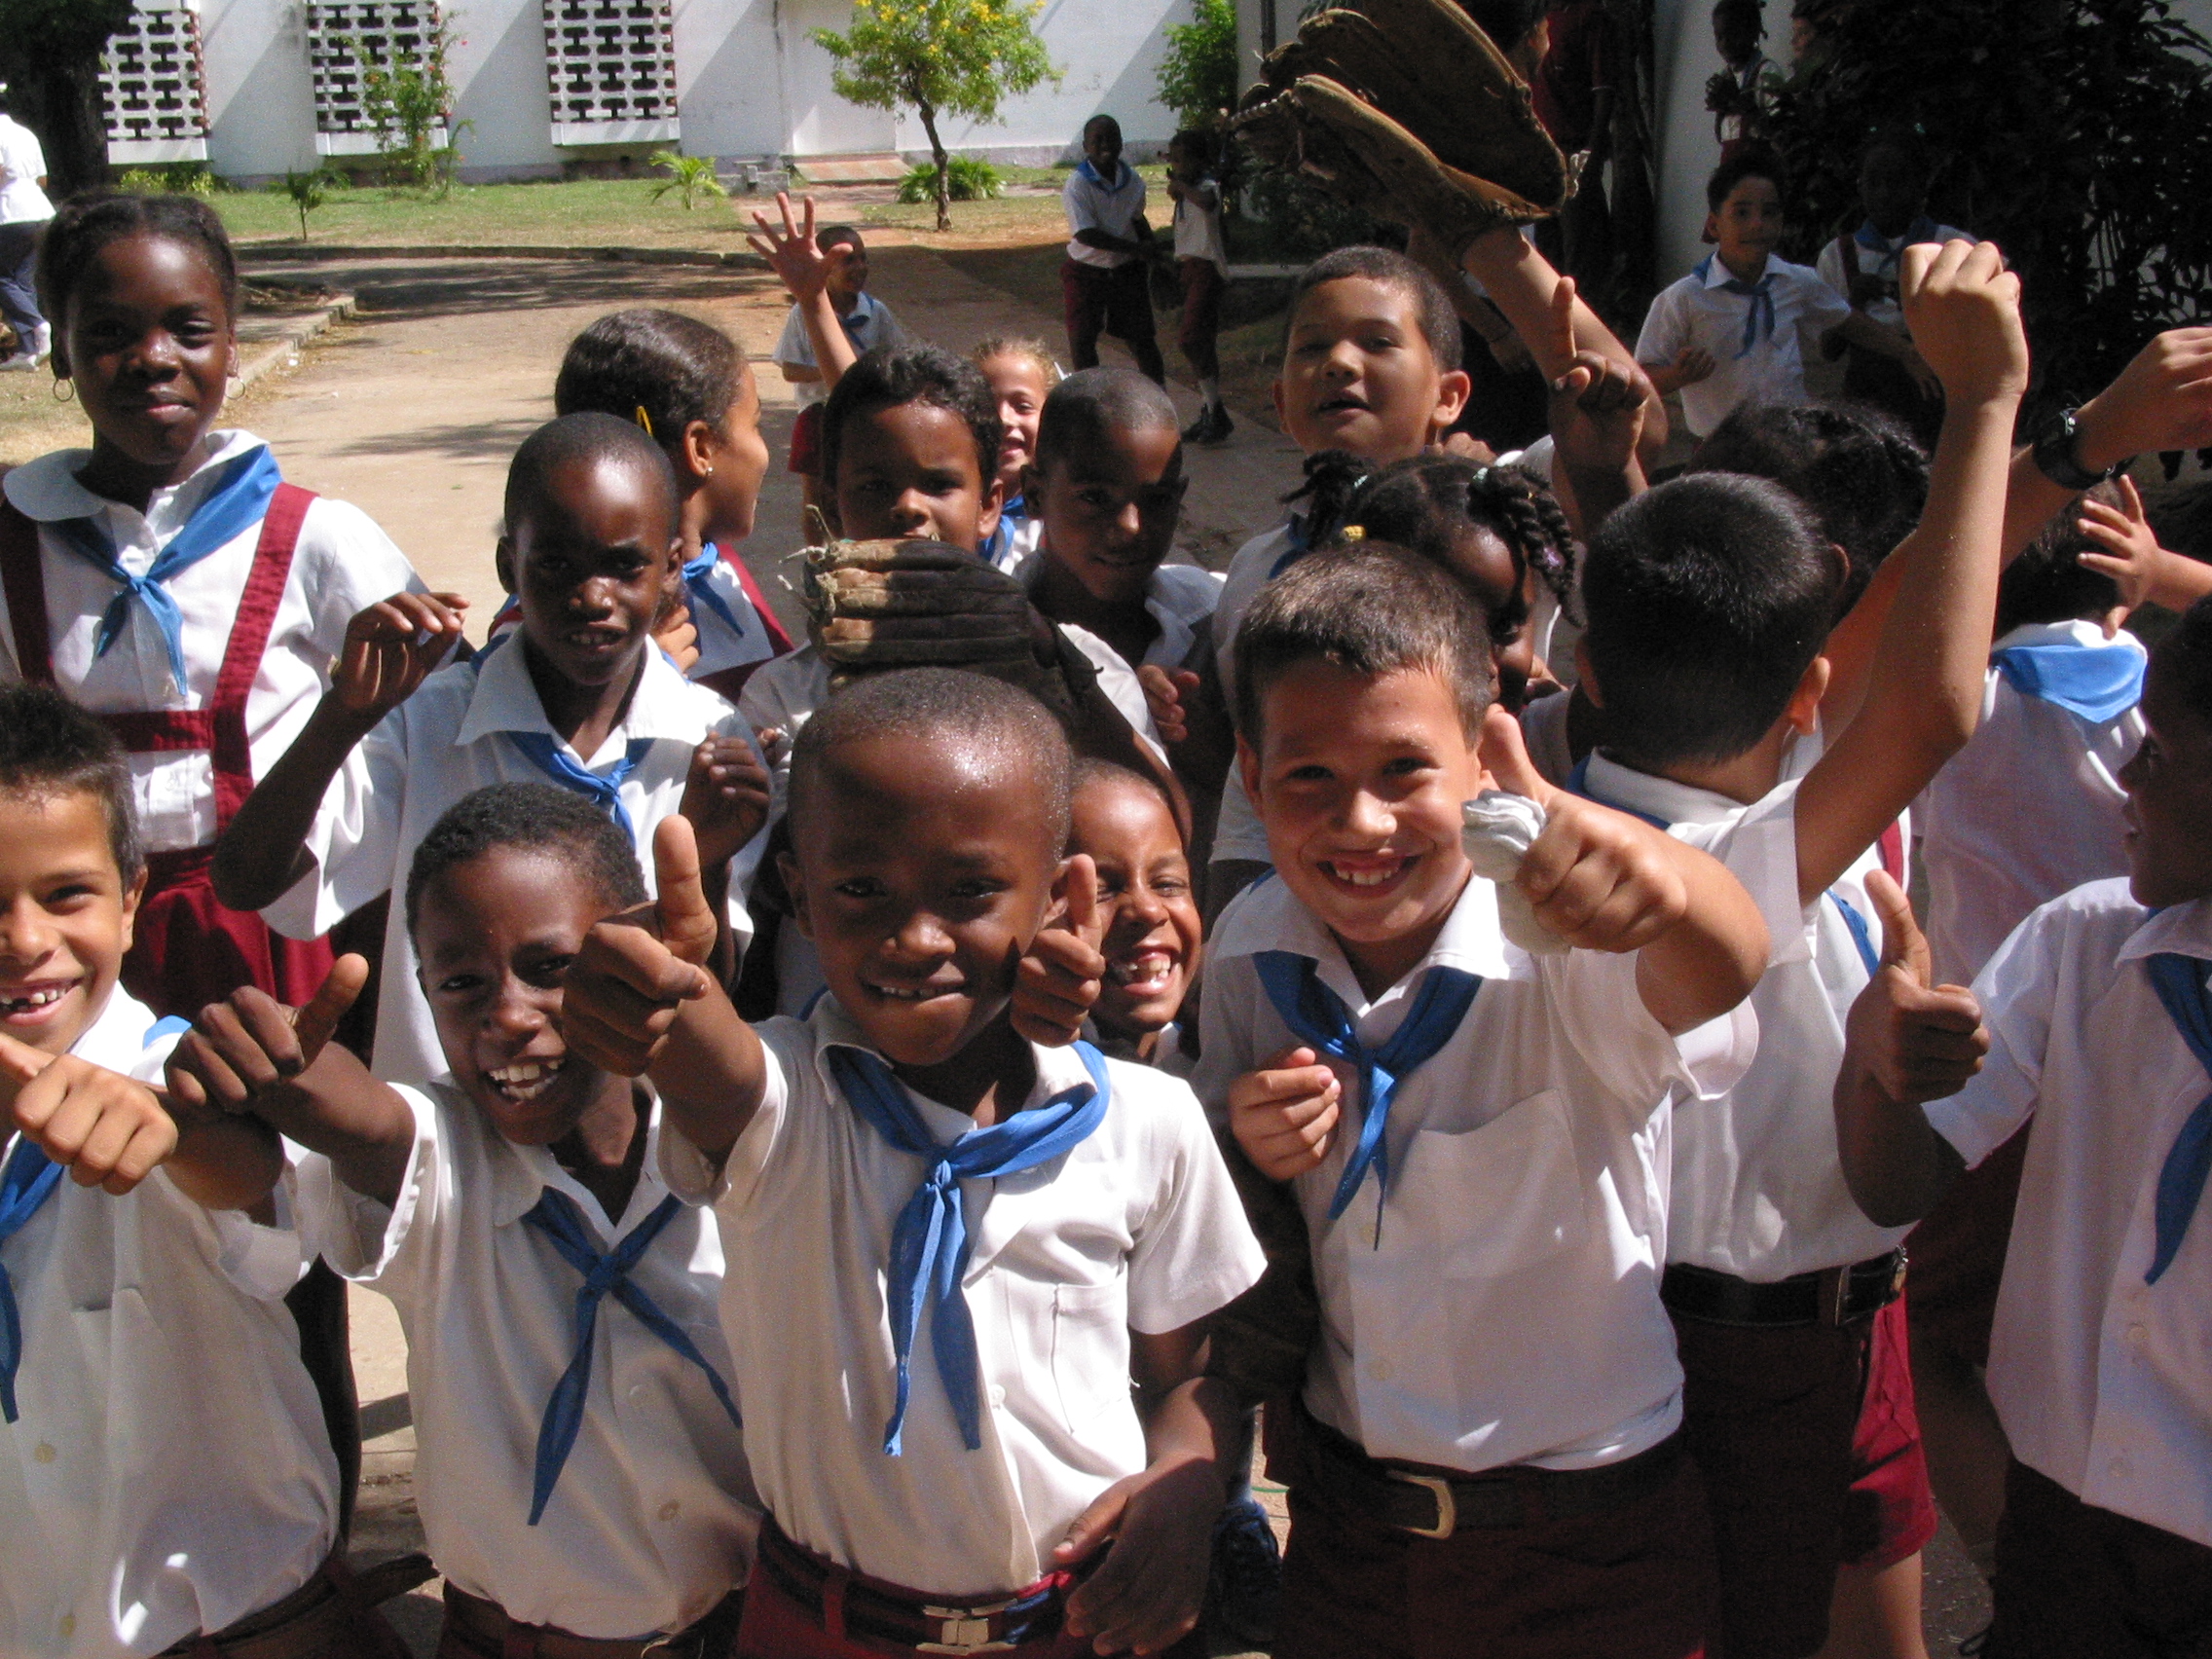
1156, 0, 1238, 130
649, 151, 728, 209
0, 0, 134, 195
1770, 0, 2212, 405
813, 0, 1058, 230
348, 15, 465, 194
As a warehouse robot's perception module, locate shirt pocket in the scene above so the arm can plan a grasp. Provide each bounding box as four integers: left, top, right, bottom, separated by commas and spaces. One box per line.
1395, 1089, 1587, 1280
1048, 1278, 1134, 1434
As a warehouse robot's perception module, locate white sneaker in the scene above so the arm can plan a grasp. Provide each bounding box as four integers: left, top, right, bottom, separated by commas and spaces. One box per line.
26, 323, 49, 359
0, 352, 38, 372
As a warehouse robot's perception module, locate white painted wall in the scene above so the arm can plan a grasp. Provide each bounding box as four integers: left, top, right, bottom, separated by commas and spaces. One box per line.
199, 0, 321, 178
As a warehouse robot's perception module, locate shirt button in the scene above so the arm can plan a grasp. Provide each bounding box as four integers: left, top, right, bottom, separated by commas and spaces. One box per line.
1370, 1357, 1394, 1382
57, 1616, 73, 1639
2125, 1322, 2149, 1353
2110, 1455, 2133, 1482
987, 1384, 1007, 1408
32, 1443, 55, 1465
658, 1499, 681, 1522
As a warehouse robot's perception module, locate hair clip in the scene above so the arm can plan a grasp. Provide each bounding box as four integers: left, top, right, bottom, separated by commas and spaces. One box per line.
1341, 524, 1367, 541
633, 405, 654, 439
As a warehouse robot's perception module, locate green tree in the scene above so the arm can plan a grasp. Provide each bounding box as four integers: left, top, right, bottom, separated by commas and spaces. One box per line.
650, 151, 728, 209
270, 168, 335, 240
1156, 0, 1237, 130
813, 0, 1058, 231
1770, 0, 2212, 406
0, 0, 134, 196
349, 15, 465, 194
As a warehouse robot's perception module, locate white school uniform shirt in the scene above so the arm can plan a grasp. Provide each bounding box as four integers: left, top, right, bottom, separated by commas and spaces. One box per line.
1016, 555, 1224, 674
660, 996, 1265, 1596
1635, 257, 1852, 439
1926, 881, 2212, 1547
1171, 177, 1228, 272
0, 989, 337, 1658
1063, 162, 1148, 269
0, 433, 427, 853
1816, 220, 1972, 335
1579, 753, 1908, 1279
0, 113, 51, 224
262, 639, 764, 1086
772, 293, 904, 409
302, 1082, 756, 1636
1207, 519, 1304, 869
1193, 872, 1757, 1474
1919, 620, 2145, 989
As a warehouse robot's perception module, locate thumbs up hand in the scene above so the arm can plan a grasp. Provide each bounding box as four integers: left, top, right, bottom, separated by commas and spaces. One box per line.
1848, 870, 1989, 1105
564, 815, 719, 1077
165, 954, 368, 1118
1014, 853, 1109, 1048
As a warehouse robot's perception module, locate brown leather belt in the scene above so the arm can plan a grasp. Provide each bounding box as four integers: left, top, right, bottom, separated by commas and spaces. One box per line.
1662, 1249, 1908, 1329
754, 1514, 1073, 1653
440, 1584, 742, 1659
161, 1550, 434, 1659
1303, 1411, 1686, 1537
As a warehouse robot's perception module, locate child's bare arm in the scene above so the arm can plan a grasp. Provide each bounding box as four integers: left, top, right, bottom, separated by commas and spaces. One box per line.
1825, 312, 1942, 399
166, 955, 417, 1209
1640, 345, 1717, 396
563, 817, 767, 1166
1799, 240, 2028, 905
2077, 474, 2212, 625
213, 591, 466, 912
747, 192, 857, 395
1542, 276, 1648, 535
1483, 712, 1769, 1034
1058, 1319, 1238, 1657
2002, 327, 2212, 564
1833, 874, 1983, 1226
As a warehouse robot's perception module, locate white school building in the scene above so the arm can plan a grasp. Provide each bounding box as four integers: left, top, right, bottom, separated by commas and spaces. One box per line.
99, 0, 1196, 184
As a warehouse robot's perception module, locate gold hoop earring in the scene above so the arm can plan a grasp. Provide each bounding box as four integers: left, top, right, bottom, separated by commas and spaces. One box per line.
51, 377, 73, 403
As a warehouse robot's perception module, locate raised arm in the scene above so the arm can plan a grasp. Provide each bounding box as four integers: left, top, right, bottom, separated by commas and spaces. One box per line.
2076, 474, 2212, 627
1797, 240, 2027, 904
213, 590, 465, 911
562, 816, 767, 1167
748, 192, 857, 395
165, 955, 417, 1208
1541, 275, 1649, 535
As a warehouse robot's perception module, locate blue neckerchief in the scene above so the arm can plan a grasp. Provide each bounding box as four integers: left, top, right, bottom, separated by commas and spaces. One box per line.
2144, 953, 2212, 1284
1076, 158, 1131, 193
1268, 513, 1311, 580
1854, 215, 1940, 271
520, 1187, 742, 1523
681, 544, 760, 654
827, 1040, 1112, 1456
0, 1139, 63, 1424
1252, 951, 1481, 1235
52, 447, 283, 691
505, 731, 655, 841
1002, 494, 1026, 526
1993, 640, 2147, 725
1568, 756, 1879, 977
1696, 253, 1778, 358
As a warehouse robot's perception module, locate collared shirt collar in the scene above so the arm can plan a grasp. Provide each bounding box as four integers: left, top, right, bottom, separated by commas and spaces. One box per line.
807, 994, 1100, 1144
2118, 896, 2212, 967
1582, 749, 1766, 828
1993, 617, 2146, 657
454, 628, 701, 758
1698, 253, 1771, 290
1213, 866, 1515, 1013
2, 429, 266, 540
481, 1085, 673, 1238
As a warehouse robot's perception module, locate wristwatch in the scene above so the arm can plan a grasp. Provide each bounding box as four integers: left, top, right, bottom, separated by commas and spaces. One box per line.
2030, 406, 2126, 492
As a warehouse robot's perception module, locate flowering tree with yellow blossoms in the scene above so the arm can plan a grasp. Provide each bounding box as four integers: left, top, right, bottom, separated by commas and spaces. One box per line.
813, 0, 1059, 230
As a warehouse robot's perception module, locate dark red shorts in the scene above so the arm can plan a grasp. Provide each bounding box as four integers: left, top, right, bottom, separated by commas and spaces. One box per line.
1061, 258, 1158, 358
1269, 1411, 1715, 1659
124, 845, 335, 1019
1176, 257, 1224, 378
788, 401, 824, 477
1987, 1458, 2212, 1657
1674, 1294, 1937, 1659
1907, 1122, 2031, 1370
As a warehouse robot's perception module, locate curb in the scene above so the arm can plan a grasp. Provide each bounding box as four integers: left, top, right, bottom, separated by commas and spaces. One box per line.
231, 291, 357, 395
237, 242, 769, 272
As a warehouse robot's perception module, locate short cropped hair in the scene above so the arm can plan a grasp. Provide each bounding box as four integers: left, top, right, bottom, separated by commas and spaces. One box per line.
0, 685, 142, 884
1070, 755, 1179, 830
820, 345, 1003, 494
404, 783, 646, 939
1999, 481, 2126, 635
504, 410, 682, 535
1708, 146, 1786, 210
2155, 595, 2212, 730
37, 191, 240, 327
1581, 472, 1840, 769
1033, 367, 1181, 472
788, 668, 1074, 852
554, 309, 747, 459
1235, 543, 1495, 743
818, 224, 864, 253
1286, 246, 1463, 376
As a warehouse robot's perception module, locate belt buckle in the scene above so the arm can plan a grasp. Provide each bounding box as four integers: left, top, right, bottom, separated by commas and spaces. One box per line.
1385, 1468, 1457, 1539
638, 1635, 699, 1659
917, 1603, 1018, 1653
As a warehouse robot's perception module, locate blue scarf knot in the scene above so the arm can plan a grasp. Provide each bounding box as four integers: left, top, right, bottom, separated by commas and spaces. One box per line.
829, 1041, 1111, 1456
1076, 158, 1132, 193
2145, 953, 2212, 1284
53, 446, 284, 692
520, 1187, 742, 1523
1993, 640, 2146, 725
506, 730, 655, 840
680, 544, 763, 655
1252, 950, 1480, 1235
1697, 254, 1777, 358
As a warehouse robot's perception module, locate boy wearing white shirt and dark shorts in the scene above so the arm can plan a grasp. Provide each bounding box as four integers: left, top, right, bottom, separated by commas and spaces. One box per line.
564, 667, 1265, 1659
1061, 115, 1165, 384
1200, 545, 1769, 1657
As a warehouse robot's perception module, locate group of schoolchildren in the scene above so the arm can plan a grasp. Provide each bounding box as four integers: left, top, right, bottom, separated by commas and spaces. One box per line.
4, 87, 2212, 1659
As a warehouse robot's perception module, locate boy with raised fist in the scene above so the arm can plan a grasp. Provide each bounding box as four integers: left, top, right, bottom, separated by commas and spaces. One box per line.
0, 683, 408, 1659
173, 782, 758, 1654
1834, 596, 2212, 1655
562, 668, 1264, 1659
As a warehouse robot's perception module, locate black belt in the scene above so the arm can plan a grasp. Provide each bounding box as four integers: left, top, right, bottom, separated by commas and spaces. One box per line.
1662, 1249, 1907, 1329
1304, 1414, 1685, 1538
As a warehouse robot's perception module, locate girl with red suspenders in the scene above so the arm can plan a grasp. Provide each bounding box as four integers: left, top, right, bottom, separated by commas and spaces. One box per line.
0, 192, 444, 1021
